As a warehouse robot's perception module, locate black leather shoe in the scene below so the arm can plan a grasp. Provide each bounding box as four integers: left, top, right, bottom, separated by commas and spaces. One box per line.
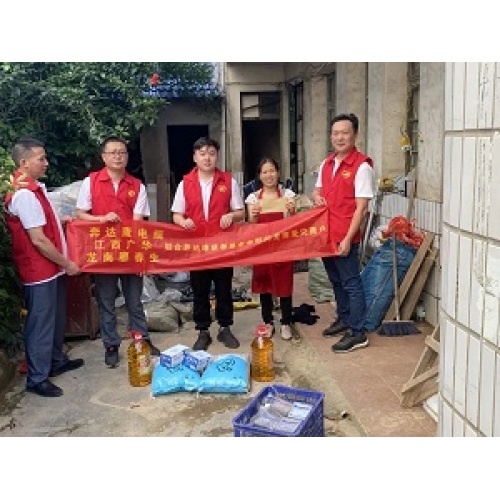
50, 358, 85, 377
26, 379, 63, 397
322, 319, 349, 337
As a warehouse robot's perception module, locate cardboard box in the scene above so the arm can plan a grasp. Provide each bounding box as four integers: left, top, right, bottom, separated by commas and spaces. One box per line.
183, 350, 212, 372
159, 344, 189, 368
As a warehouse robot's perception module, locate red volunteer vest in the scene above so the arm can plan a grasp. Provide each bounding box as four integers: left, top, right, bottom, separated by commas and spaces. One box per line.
89, 168, 140, 219
183, 167, 232, 232
251, 188, 294, 296
320, 148, 373, 244
4, 170, 64, 284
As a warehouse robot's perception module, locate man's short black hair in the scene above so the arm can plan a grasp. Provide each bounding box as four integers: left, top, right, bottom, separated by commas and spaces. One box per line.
193, 137, 220, 152
11, 137, 45, 167
100, 136, 128, 154
331, 113, 359, 134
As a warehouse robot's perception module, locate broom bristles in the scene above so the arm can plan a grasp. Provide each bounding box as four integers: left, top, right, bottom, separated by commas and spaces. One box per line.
379, 320, 420, 336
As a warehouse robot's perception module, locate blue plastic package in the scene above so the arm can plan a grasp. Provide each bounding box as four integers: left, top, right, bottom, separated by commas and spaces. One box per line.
151, 362, 200, 396
198, 354, 249, 393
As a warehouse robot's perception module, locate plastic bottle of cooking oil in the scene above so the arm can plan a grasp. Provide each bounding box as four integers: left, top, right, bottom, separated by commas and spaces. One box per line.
251, 324, 275, 382
127, 331, 152, 387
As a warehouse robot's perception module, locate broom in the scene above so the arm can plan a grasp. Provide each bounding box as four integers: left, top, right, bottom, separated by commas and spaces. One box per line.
379, 234, 420, 336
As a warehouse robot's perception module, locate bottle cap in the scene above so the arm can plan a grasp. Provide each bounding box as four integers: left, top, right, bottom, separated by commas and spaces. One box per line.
256, 324, 267, 337
131, 331, 143, 341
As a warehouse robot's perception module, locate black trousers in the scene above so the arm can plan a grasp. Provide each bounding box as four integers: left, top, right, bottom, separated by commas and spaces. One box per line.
260, 293, 292, 325
190, 267, 233, 331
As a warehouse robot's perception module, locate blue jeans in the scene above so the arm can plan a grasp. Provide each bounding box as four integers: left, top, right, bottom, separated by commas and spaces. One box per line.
322, 243, 366, 336
93, 273, 148, 348
23, 275, 68, 386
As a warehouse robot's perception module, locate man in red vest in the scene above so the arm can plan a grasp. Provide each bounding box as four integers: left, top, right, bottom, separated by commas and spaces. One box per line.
171, 137, 245, 351
4, 137, 84, 397
311, 113, 374, 353
75, 136, 159, 368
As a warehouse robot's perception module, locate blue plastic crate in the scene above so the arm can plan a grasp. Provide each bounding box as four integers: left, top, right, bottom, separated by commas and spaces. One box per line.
232, 384, 324, 437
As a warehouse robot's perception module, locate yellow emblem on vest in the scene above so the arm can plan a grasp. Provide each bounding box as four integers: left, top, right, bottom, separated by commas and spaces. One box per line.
218, 185, 227, 192
128, 189, 136, 197
341, 170, 351, 179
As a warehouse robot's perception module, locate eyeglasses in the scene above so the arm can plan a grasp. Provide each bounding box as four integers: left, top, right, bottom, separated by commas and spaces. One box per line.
103, 151, 128, 157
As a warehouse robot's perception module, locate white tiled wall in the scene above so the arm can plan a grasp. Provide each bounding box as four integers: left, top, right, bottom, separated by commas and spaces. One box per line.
466, 335, 480, 427
439, 62, 500, 436
464, 62, 479, 130
469, 240, 485, 335
479, 344, 496, 436
494, 356, 500, 436
490, 135, 500, 240
459, 137, 475, 232
457, 235, 472, 328
478, 63, 495, 129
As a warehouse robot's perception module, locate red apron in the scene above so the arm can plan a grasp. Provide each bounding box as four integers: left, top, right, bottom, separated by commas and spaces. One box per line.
251, 191, 294, 297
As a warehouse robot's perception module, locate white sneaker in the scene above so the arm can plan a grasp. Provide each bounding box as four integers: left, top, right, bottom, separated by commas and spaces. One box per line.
281, 324, 292, 340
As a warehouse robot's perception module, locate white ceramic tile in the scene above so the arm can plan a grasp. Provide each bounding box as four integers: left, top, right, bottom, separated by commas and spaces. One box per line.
449, 137, 463, 229
466, 335, 480, 426
440, 228, 450, 314
479, 344, 496, 436
488, 133, 500, 240
494, 62, 500, 129
464, 62, 479, 129
436, 204, 442, 236
447, 231, 459, 318
486, 243, 500, 300
454, 326, 468, 415
440, 400, 453, 436
457, 235, 472, 328
452, 62, 465, 131
478, 62, 495, 129
445, 62, 454, 131
459, 137, 475, 232
469, 240, 486, 335
442, 316, 456, 402
483, 293, 499, 345
452, 412, 465, 436
443, 137, 452, 225
474, 137, 492, 237
494, 355, 500, 436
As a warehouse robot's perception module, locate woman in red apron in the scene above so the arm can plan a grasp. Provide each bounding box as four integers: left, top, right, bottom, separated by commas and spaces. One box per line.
245, 158, 300, 343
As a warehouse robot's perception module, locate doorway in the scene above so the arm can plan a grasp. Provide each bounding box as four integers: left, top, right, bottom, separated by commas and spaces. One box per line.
242, 119, 280, 185
167, 124, 209, 192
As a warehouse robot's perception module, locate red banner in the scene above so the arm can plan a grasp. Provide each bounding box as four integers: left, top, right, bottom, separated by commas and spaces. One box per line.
66, 206, 337, 274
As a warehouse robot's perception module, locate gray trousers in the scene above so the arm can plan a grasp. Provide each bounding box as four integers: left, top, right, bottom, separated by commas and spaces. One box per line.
23, 275, 68, 387
93, 273, 148, 348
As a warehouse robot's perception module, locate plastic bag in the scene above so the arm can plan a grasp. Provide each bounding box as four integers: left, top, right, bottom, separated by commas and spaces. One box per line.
198, 354, 249, 393
151, 362, 200, 396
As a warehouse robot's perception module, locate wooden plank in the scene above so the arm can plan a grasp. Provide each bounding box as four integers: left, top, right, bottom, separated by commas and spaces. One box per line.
383, 232, 434, 321
400, 247, 438, 320
401, 365, 439, 393
400, 324, 440, 408
425, 335, 440, 353
402, 382, 438, 408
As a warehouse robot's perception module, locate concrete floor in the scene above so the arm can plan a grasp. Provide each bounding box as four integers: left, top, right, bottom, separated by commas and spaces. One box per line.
0, 268, 436, 438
